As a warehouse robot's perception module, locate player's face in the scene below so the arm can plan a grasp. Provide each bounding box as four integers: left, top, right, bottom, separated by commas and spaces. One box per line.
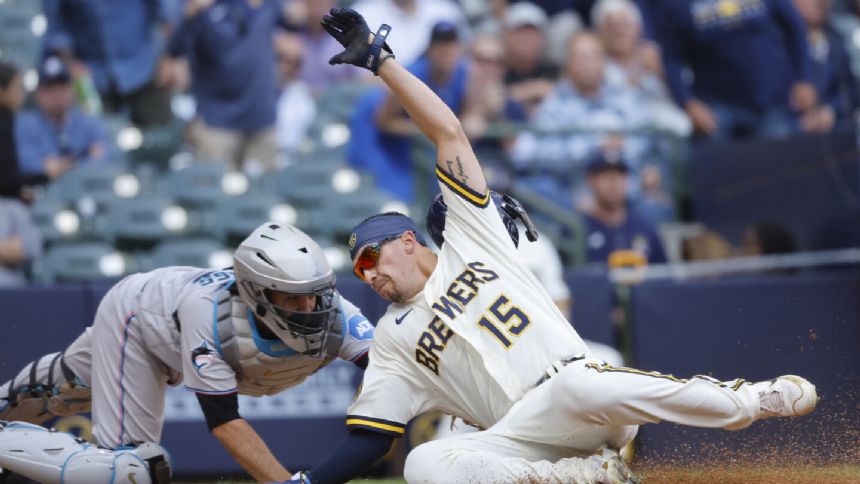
354, 233, 420, 303
268, 291, 317, 313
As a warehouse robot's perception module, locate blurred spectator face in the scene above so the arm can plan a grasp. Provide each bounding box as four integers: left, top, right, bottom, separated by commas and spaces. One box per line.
470, 35, 507, 81
566, 34, 605, 94
0, 72, 24, 112
275, 32, 305, 84
505, 25, 545, 70
428, 40, 463, 77
793, 0, 830, 27
588, 168, 628, 210
304, 0, 334, 28
35, 82, 75, 119
597, 9, 642, 59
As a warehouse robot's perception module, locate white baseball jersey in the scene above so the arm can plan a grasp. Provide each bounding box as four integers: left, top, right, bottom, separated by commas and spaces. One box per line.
346, 169, 590, 437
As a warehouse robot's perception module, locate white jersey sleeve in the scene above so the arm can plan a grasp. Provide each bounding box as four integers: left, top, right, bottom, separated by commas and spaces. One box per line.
435, 167, 520, 261
345, 318, 433, 437
177, 287, 239, 395
337, 296, 374, 363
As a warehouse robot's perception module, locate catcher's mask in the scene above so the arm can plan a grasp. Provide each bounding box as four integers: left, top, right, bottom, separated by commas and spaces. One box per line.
234, 223, 339, 357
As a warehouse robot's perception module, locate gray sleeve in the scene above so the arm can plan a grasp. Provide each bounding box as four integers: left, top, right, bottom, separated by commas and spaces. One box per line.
337, 296, 374, 363
9, 201, 42, 259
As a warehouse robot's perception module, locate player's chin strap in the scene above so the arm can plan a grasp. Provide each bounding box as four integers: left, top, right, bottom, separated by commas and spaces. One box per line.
0, 421, 171, 484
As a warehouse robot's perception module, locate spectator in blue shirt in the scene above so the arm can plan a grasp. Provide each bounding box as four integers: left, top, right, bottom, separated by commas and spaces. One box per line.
657, 0, 817, 139
15, 56, 110, 183
794, 0, 860, 132
0, 61, 49, 203
581, 152, 667, 265
168, 0, 286, 173
43, 0, 175, 126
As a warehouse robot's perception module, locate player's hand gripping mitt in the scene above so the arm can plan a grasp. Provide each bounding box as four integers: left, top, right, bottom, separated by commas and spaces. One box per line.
320, 7, 394, 75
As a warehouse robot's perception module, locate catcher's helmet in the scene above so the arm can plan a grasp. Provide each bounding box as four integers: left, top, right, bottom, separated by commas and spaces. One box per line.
426, 191, 538, 249
233, 223, 338, 357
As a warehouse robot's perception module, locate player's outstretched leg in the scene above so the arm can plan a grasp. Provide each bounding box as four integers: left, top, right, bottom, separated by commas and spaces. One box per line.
0, 420, 171, 484
554, 359, 818, 431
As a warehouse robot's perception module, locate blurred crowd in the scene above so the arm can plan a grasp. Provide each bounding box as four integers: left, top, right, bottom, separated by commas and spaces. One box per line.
3, 0, 860, 286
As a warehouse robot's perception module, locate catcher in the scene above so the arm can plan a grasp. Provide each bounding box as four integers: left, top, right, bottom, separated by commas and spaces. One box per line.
0, 222, 374, 483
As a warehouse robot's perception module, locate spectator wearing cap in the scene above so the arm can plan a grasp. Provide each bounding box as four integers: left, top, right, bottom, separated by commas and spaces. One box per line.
0, 61, 49, 203
167, 0, 288, 173
365, 21, 476, 202
353, 0, 467, 66
42, 0, 175, 126
656, 0, 817, 139
794, 0, 860, 133
503, 2, 560, 114
511, 32, 650, 207
15, 56, 110, 184
581, 153, 667, 265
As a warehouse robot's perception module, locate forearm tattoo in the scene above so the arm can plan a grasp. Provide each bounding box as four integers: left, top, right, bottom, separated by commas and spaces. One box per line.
446, 156, 468, 184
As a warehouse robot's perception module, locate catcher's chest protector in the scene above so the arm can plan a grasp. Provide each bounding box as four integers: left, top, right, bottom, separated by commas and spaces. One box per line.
214, 295, 342, 397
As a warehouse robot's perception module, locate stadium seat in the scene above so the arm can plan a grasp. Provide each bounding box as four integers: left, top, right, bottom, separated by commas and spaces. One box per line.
29, 197, 77, 244
100, 195, 197, 248
162, 163, 232, 208
313, 190, 395, 241
210, 193, 300, 246
46, 161, 131, 207
145, 238, 230, 271
272, 162, 341, 209
33, 241, 132, 284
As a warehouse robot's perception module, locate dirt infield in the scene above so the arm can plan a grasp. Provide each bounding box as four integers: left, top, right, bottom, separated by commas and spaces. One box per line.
636, 465, 860, 483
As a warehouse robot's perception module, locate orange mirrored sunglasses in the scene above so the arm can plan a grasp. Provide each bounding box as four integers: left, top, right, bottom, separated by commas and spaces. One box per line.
352, 235, 400, 281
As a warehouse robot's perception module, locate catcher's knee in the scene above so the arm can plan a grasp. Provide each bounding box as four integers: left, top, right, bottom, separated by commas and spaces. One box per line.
1, 353, 91, 424
0, 421, 171, 484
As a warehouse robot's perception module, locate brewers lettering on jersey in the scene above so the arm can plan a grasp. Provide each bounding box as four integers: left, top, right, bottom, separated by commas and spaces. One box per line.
0, 223, 373, 484
278, 8, 820, 484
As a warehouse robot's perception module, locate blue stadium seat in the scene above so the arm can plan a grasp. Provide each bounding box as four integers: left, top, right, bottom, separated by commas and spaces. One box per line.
101, 195, 197, 247
271, 162, 340, 209
33, 241, 132, 284
146, 238, 230, 271
209, 193, 299, 246
162, 163, 231, 208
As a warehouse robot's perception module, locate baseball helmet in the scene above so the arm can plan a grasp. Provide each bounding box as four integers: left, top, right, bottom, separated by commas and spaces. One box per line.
426, 191, 539, 249
233, 223, 338, 357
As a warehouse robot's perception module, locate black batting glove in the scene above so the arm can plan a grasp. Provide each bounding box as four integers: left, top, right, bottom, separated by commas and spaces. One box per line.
320, 7, 394, 75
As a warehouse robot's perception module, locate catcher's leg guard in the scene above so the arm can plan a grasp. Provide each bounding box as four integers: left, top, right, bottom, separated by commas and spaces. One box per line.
0, 421, 171, 484
0, 353, 91, 424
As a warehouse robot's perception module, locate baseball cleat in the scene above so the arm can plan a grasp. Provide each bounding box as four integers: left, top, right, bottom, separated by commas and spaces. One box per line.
755, 375, 819, 418
593, 445, 641, 484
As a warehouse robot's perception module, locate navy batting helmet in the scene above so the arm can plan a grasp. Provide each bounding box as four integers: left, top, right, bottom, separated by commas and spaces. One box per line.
426, 191, 539, 249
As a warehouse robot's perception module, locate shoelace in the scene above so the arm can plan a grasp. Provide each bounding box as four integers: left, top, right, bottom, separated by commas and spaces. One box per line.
759, 389, 786, 414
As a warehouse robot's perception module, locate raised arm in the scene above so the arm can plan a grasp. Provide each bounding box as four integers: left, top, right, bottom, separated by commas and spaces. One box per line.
322, 7, 486, 196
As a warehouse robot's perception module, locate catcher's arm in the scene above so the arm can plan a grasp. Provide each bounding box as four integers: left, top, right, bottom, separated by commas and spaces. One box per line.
211, 418, 291, 482
197, 392, 291, 481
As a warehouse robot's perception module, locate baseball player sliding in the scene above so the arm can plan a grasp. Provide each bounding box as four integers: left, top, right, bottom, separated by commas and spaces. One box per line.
0, 223, 374, 483
278, 8, 820, 484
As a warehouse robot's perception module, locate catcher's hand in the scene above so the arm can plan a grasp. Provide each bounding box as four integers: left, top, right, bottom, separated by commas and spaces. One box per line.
320, 7, 394, 75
